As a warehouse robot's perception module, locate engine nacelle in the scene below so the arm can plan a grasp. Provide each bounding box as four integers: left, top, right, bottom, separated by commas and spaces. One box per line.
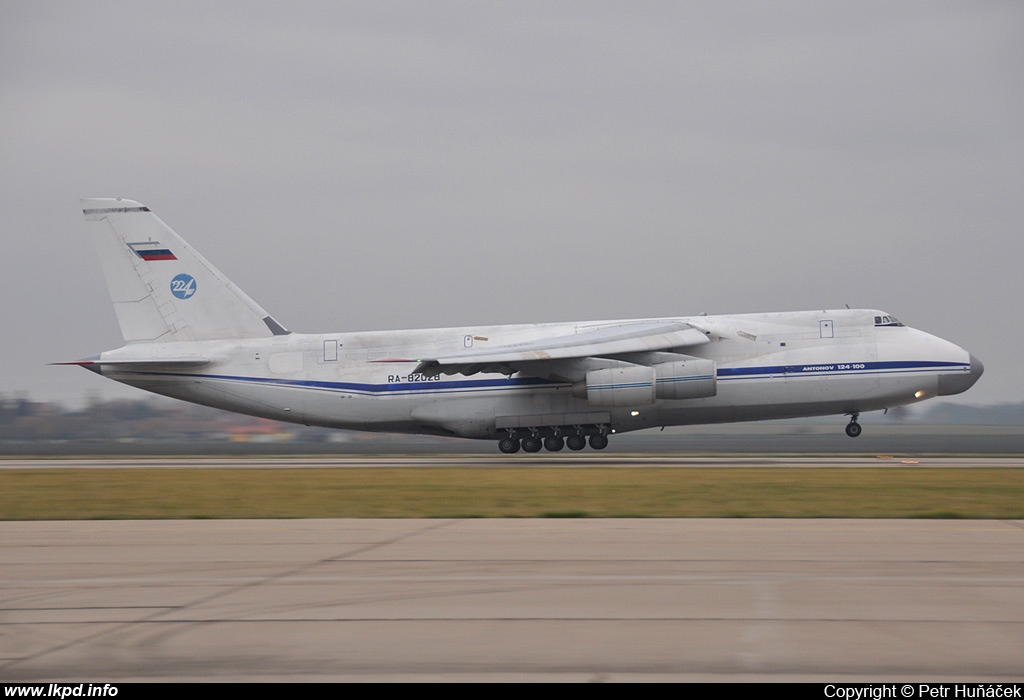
653, 359, 717, 400
574, 365, 656, 407
573, 358, 717, 407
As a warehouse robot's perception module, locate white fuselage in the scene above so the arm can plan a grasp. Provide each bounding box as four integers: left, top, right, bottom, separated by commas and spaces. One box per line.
94, 308, 977, 440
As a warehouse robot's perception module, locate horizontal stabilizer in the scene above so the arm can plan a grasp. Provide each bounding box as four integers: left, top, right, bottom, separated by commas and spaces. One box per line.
54, 357, 210, 369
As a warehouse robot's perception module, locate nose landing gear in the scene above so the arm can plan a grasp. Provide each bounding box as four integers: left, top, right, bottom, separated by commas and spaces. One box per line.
845, 413, 862, 438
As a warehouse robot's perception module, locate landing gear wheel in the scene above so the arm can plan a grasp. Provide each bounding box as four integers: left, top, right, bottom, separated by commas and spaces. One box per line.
845, 421, 862, 438
543, 436, 565, 452
566, 434, 587, 451
521, 435, 543, 453
498, 437, 520, 453
589, 433, 609, 450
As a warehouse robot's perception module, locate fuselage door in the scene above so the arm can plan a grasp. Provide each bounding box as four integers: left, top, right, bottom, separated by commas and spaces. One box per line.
323, 339, 338, 362
819, 320, 834, 339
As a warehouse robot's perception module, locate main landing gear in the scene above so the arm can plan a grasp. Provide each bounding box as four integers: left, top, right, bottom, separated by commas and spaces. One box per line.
497, 436, 521, 453
565, 434, 587, 451
498, 425, 610, 453
845, 413, 862, 438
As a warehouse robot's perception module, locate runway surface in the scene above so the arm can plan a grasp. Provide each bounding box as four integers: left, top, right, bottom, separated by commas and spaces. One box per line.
2, 454, 1023, 468
6, 423, 1024, 456
3, 517, 1023, 681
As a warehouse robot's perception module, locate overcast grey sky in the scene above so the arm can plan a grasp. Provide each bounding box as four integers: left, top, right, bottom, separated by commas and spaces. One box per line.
2, 1, 1021, 407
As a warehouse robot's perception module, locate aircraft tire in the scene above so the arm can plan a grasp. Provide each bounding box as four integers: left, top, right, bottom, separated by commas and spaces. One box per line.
589, 433, 609, 450
498, 437, 521, 453
845, 422, 863, 438
543, 436, 565, 452
522, 435, 543, 453
566, 434, 587, 451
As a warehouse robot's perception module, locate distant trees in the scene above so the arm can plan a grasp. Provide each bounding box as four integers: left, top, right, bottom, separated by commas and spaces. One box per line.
0, 394, 306, 442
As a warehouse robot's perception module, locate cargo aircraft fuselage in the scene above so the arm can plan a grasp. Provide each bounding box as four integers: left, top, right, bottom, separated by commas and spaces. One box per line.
64, 199, 983, 453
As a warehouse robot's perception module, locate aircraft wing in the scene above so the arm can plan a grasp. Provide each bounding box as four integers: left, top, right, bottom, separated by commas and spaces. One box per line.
414, 321, 709, 376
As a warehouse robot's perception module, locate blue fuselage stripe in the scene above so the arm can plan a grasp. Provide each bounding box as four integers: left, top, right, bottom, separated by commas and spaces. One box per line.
118, 359, 968, 398
717, 360, 966, 380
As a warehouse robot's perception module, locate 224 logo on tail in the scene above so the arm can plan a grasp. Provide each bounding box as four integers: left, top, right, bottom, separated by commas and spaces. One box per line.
170, 273, 196, 299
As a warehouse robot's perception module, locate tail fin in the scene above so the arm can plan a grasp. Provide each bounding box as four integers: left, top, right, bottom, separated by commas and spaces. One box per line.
81, 198, 289, 342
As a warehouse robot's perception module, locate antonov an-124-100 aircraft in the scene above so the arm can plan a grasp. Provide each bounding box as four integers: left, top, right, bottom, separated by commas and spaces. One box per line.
62, 198, 983, 453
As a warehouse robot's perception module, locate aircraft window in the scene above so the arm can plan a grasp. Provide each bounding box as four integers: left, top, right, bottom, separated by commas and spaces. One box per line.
875, 315, 904, 327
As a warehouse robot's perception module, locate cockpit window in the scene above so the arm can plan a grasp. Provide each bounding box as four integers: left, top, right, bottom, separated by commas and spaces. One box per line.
875, 314, 904, 327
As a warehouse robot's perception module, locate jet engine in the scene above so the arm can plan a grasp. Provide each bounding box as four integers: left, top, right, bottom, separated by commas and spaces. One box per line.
572, 358, 717, 407
652, 359, 717, 400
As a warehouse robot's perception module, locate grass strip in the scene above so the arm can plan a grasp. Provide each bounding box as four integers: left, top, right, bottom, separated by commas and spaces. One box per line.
1, 467, 1021, 520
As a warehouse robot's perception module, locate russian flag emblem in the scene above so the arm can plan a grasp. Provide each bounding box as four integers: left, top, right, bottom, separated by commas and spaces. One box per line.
129, 242, 177, 261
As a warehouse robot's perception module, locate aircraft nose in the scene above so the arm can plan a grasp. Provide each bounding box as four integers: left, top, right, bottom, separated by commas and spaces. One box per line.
937, 353, 984, 396
969, 353, 984, 385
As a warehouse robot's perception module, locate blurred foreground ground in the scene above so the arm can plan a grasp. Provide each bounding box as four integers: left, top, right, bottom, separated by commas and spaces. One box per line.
4, 518, 1022, 681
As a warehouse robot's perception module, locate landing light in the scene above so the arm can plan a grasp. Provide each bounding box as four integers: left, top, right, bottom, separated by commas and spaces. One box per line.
914, 390, 927, 399
630, 410, 640, 416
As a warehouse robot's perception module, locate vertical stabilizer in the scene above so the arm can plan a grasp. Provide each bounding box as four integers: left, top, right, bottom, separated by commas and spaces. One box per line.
81, 198, 289, 342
